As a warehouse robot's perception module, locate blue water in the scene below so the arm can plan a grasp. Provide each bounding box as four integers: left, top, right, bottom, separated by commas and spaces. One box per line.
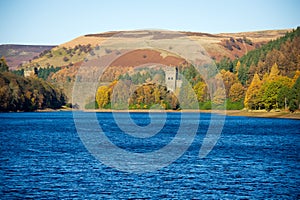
0, 112, 299, 199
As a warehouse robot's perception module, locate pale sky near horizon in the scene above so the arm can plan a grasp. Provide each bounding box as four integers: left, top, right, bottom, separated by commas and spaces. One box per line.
0, 0, 299, 45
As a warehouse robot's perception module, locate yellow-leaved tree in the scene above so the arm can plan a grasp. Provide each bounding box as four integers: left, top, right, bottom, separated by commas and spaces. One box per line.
193, 81, 208, 102
96, 86, 111, 108
268, 63, 280, 81
220, 70, 238, 95
244, 73, 262, 109
235, 60, 241, 75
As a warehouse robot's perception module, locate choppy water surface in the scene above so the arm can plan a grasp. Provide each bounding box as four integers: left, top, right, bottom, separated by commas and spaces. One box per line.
0, 112, 299, 199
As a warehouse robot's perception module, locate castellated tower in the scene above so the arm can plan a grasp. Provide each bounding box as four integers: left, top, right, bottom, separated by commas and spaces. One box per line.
165, 67, 181, 92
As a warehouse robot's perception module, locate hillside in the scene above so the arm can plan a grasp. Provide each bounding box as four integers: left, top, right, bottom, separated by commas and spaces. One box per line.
0, 44, 56, 70
89, 28, 300, 111
219, 27, 300, 84
18, 29, 289, 71
9, 28, 295, 107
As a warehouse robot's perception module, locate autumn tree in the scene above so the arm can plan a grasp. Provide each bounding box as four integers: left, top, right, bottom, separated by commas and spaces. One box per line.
235, 60, 241, 74
153, 87, 161, 104
244, 73, 262, 109
258, 63, 292, 111
128, 83, 178, 110
193, 81, 208, 102
229, 82, 245, 102
260, 76, 292, 111
166, 92, 179, 110
221, 70, 238, 95
178, 79, 198, 109
110, 80, 132, 109
96, 86, 111, 108
268, 63, 280, 81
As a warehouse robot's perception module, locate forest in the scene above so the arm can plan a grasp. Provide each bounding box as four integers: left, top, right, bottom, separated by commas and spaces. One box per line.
0, 57, 66, 112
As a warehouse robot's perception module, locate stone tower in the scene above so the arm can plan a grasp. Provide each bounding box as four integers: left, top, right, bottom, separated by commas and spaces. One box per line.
165, 67, 179, 92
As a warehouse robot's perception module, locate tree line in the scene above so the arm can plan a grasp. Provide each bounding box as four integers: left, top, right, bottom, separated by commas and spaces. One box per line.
245, 64, 300, 112
92, 81, 179, 110
0, 57, 66, 112
13, 66, 61, 80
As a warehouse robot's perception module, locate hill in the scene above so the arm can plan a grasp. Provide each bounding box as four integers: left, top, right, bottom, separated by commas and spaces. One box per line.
0, 44, 56, 70
18, 29, 289, 71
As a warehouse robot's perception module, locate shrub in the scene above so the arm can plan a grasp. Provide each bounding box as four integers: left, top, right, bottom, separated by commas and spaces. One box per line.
199, 101, 212, 110
63, 56, 69, 62
226, 99, 244, 110
85, 101, 99, 109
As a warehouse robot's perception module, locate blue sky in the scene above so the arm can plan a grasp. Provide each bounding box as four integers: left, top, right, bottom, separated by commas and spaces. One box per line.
0, 0, 299, 45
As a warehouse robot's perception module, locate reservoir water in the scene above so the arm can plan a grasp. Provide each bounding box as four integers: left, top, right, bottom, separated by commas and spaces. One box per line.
0, 112, 299, 199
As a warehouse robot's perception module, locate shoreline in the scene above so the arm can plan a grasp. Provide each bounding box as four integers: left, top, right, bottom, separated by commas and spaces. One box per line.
14, 107, 298, 120
220, 110, 300, 120
80, 109, 300, 120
